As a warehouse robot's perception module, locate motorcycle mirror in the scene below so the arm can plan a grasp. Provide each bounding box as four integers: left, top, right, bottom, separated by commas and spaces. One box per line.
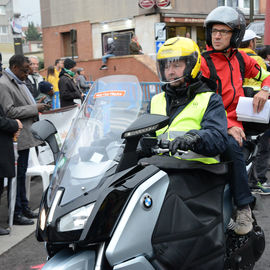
122, 114, 169, 139
31, 120, 60, 162
31, 119, 57, 141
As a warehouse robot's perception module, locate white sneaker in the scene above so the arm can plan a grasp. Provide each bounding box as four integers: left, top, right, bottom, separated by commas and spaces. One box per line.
234, 206, 254, 235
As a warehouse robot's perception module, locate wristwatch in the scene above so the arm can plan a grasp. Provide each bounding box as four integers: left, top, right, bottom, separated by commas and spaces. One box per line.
261, 86, 270, 93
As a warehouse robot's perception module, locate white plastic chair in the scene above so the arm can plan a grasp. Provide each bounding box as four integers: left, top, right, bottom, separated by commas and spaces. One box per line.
26, 147, 55, 200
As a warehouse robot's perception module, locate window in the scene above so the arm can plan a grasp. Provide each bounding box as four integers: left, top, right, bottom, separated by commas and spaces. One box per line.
220, 0, 238, 8
0, 25, 8, 35
61, 31, 78, 58
196, 27, 206, 51
0, 6, 6, 15
237, 0, 259, 14
102, 30, 134, 56
243, 0, 249, 8
167, 26, 191, 39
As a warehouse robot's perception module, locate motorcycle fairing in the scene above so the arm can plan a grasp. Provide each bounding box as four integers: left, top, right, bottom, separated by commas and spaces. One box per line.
113, 256, 155, 270
37, 165, 161, 244
41, 248, 95, 270
106, 170, 170, 266
81, 165, 160, 244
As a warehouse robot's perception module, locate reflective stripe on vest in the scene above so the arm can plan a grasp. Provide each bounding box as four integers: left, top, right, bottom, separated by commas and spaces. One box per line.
150, 91, 219, 164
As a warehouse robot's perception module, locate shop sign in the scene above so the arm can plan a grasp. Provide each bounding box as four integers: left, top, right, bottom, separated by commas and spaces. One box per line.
139, 0, 170, 9
156, 0, 170, 8
138, 0, 155, 9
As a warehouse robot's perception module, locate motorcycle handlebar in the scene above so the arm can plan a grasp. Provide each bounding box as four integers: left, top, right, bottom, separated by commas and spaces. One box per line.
151, 139, 188, 155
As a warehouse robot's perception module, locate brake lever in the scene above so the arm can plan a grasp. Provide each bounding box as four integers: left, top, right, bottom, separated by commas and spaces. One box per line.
152, 148, 188, 155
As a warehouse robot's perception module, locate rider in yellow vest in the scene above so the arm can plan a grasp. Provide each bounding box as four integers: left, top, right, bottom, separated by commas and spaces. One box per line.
239, 29, 267, 91
239, 29, 270, 194
151, 37, 228, 164
150, 37, 254, 235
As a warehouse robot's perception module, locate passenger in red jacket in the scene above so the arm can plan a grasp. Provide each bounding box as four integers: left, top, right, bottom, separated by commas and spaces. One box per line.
201, 6, 270, 235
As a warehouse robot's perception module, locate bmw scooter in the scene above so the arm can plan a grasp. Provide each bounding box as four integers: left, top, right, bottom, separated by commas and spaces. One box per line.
32, 75, 265, 270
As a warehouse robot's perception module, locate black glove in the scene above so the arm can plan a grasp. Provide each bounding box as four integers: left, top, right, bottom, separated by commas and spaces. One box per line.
169, 133, 201, 155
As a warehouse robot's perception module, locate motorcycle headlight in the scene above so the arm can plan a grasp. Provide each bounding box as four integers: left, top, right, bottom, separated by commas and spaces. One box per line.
40, 208, 46, 231
57, 203, 95, 232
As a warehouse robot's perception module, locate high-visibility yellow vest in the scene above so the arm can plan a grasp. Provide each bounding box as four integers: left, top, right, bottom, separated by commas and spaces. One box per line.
239, 48, 267, 91
150, 91, 219, 164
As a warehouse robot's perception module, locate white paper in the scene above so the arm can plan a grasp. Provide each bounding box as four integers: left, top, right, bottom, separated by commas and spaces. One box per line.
236, 97, 270, 123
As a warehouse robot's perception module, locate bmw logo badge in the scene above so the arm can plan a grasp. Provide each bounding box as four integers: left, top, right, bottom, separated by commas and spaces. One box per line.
143, 195, 152, 209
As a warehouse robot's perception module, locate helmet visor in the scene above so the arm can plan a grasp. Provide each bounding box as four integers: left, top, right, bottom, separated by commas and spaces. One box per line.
157, 52, 199, 84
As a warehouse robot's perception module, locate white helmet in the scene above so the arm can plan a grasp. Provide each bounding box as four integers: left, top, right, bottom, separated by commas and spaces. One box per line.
107, 38, 114, 44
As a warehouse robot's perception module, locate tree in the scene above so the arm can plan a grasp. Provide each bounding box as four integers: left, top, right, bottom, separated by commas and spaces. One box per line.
25, 22, 41, 41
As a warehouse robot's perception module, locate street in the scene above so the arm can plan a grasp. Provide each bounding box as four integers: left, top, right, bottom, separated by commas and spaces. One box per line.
0, 177, 270, 269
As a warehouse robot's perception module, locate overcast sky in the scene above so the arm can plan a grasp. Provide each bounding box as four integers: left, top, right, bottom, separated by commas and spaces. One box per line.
13, 0, 41, 26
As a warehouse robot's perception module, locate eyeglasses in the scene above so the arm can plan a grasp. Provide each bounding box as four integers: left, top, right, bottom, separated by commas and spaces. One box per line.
211, 29, 233, 37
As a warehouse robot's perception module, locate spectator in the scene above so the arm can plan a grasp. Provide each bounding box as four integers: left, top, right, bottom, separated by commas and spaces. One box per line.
129, 35, 143, 55
46, 65, 58, 92
27, 56, 44, 102
54, 58, 64, 77
258, 46, 270, 72
75, 68, 90, 93
38, 81, 54, 109
47, 64, 61, 109
58, 58, 83, 107
0, 104, 22, 235
239, 29, 270, 194
0, 54, 50, 225
100, 37, 115, 70
185, 32, 191, 38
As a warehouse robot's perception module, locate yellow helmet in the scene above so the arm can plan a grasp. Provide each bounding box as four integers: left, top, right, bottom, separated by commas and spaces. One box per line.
156, 37, 201, 83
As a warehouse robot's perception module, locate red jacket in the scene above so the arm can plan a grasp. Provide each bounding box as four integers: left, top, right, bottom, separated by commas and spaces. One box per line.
201, 47, 270, 130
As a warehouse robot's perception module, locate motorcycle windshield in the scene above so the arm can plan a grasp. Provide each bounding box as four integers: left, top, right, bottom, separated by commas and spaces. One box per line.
48, 75, 143, 205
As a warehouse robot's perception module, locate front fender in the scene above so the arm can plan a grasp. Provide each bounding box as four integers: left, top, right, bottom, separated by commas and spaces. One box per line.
42, 248, 95, 270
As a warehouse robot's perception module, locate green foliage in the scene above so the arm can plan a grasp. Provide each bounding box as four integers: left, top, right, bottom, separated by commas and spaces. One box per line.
39, 58, 44, 70
25, 22, 41, 41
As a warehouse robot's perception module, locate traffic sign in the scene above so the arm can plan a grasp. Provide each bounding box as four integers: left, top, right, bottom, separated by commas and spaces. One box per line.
156, 41, 165, 53
155, 22, 166, 41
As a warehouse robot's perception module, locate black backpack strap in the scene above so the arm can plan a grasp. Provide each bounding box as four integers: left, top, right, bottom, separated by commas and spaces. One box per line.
201, 51, 222, 96
237, 50, 262, 81
235, 51, 245, 82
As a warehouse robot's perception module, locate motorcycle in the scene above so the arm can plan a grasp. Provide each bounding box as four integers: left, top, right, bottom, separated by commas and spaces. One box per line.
31, 75, 265, 270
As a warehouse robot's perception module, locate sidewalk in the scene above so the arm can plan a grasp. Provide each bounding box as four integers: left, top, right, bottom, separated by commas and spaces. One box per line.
0, 177, 42, 255
0, 219, 37, 255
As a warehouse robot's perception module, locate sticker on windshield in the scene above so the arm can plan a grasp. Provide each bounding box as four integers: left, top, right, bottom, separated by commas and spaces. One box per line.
94, 91, 126, 98
90, 152, 104, 163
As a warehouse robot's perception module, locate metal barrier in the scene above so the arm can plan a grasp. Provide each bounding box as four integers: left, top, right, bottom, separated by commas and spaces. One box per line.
52, 92, 60, 109
140, 82, 163, 102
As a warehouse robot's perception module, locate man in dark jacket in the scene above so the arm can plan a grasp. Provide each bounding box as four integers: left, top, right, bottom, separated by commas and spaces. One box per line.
0, 55, 49, 226
0, 105, 22, 235
58, 58, 83, 107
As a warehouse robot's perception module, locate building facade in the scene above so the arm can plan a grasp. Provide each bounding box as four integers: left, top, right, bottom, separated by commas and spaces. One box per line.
0, 0, 15, 67
40, 0, 266, 68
